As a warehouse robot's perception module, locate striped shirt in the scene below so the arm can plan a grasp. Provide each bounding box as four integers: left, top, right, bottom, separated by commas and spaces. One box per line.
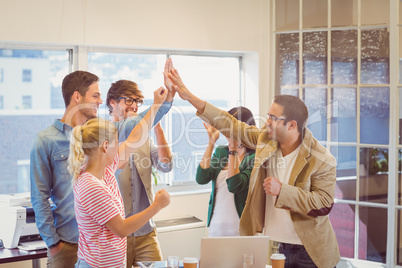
74, 154, 126, 268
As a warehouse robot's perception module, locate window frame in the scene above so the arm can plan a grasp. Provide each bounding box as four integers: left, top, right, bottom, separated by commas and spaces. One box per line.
271, 0, 400, 266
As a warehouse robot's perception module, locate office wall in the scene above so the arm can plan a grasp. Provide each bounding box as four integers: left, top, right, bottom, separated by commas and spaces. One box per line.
0, 0, 272, 117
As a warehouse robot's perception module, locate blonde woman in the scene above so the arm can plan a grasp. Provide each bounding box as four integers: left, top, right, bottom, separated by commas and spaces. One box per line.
69, 87, 170, 268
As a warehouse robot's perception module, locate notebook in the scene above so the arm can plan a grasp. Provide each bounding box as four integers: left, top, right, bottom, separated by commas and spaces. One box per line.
200, 236, 270, 268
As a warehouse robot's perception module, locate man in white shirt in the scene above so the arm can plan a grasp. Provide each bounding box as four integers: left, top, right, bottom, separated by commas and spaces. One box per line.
167, 64, 340, 268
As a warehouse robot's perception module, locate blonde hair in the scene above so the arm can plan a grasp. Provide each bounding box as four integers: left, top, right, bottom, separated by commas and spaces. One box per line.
68, 118, 117, 182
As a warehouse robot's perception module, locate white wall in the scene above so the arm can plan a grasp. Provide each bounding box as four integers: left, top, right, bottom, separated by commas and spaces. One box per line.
0, 1, 271, 266
0, 0, 272, 116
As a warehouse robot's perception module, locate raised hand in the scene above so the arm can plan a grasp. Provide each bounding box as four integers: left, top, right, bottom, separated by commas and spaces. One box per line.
203, 122, 219, 145
168, 68, 192, 101
164, 58, 176, 102
153, 86, 168, 105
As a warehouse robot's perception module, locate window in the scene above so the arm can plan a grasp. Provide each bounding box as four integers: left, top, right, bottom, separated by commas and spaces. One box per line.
22, 95, 32, 109
88, 50, 241, 187
22, 69, 32, 82
0, 48, 70, 194
0, 68, 3, 82
274, 0, 398, 266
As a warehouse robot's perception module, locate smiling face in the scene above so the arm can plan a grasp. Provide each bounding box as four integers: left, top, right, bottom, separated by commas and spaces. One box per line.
265, 102, 288, 142
79, 82, 103, 120
110, 94, 143, 121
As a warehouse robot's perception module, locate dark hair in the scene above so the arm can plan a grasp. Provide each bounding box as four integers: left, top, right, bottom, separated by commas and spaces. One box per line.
227, 106, 256, 153
62, 71, 99, 107
273, 95, 308, 134
106, 80, 144, 114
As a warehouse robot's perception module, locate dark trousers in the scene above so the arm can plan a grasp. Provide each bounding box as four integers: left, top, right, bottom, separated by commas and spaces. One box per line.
278, 243, 317, 268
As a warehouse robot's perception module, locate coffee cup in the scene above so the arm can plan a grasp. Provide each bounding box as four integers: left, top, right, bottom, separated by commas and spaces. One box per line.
183, 257, 198, 268
270, 253, 286, 268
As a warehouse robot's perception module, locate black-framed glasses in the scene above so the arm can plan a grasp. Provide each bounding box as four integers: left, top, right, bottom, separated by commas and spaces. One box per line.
267, 113, 286, 122
117, 97, 143, 107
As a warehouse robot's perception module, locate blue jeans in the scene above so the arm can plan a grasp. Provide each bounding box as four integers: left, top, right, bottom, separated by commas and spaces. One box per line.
75, 259, 92, 268
279, 243, 317, 268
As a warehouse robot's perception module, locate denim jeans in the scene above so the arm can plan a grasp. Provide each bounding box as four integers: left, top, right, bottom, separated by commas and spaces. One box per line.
75, 259, 92, 268
279, 243, 317, 268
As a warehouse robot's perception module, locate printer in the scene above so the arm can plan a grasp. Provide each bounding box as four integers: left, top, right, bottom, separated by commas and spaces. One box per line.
0, 193, 46, 249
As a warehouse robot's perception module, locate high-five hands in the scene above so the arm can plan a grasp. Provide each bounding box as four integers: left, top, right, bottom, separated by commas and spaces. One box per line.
167, 67, 192, 101
164, 58, 176, 102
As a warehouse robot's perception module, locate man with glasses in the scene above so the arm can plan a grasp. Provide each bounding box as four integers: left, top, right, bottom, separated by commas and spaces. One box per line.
106, 79, 173, 267
30, 70, 173, 268
167, 62, 340, 268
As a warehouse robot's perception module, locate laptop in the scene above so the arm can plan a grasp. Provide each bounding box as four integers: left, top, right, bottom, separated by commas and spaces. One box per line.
200, 236, 270, 268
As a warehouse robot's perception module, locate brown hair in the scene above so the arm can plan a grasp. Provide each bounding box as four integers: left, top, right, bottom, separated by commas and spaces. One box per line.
273, 94, 308, 134
62, 71, 99, 107
106, 80, 144, 114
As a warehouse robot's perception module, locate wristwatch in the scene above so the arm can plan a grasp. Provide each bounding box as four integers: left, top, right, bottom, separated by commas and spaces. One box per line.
228, 150, 238, 155
49, 240, 61, 249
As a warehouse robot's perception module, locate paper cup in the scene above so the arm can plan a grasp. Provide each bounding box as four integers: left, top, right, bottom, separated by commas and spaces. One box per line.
183, 257, 198, 268
270, 253, 286, 268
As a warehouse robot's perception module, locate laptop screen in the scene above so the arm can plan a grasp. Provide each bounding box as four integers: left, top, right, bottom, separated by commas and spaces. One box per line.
200, 236, 270, 268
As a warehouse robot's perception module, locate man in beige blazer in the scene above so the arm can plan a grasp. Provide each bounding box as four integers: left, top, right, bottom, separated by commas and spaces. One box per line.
167, 62, 340, 268
106, 79, 174, 267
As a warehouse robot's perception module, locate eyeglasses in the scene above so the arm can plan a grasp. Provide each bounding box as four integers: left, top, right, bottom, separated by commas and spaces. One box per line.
117, 97, 143, 107
267, 113, 286, 122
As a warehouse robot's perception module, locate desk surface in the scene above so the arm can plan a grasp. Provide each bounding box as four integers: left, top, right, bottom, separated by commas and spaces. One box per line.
0, 248, 47, 264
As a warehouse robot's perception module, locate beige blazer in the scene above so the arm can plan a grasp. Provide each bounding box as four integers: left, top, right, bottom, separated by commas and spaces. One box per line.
198, 102, 340, 268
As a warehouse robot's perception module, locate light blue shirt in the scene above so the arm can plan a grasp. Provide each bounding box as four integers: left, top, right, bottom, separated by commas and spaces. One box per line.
30, 101, 172, 247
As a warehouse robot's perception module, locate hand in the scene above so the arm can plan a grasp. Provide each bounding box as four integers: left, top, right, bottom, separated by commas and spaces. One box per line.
203, 122, 219, 144
168, 68, 192, 101
263, 177, 282, 196
48, 241, 64, 257
154, 189, 170, 209
153, 86, 168, 105
164, 58, 176, 102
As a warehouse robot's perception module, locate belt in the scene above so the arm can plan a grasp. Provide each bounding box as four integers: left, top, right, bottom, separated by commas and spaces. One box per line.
279, 242, 305, 250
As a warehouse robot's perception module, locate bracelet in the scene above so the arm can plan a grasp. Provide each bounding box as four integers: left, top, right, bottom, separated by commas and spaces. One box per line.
228, 150, 238, 155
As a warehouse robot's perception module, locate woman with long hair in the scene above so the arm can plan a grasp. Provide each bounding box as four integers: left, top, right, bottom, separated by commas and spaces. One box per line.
69, 87, 170, 268
196, 106, 256, 237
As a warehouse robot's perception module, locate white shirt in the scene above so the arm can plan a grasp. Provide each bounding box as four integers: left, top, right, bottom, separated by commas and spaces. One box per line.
208, 169, 240, 237
264, 145, 303, 245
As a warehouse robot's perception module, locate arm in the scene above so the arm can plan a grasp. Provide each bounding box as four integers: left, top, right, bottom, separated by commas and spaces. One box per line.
30, 136, 59, 248
117, 87, 167, 169
226, 153, 255, 194
105, 189, 170, 238
153, 123, 172, 164
116, 101, 172, 143
275, 153, 337, 217
168, 67, 260, 149
196, 146, 226, 185
199, 122, 219, 169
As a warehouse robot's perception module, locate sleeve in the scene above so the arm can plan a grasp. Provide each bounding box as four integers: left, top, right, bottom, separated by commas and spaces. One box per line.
78, 180, 121, 225
149, 138, 173, 173
275, 153, 337, 217
226, 153, 255, 194
197, 102, 260, 150
195, 147, 223, 185
116, 101, 172, 142
29, 136, 59, 247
